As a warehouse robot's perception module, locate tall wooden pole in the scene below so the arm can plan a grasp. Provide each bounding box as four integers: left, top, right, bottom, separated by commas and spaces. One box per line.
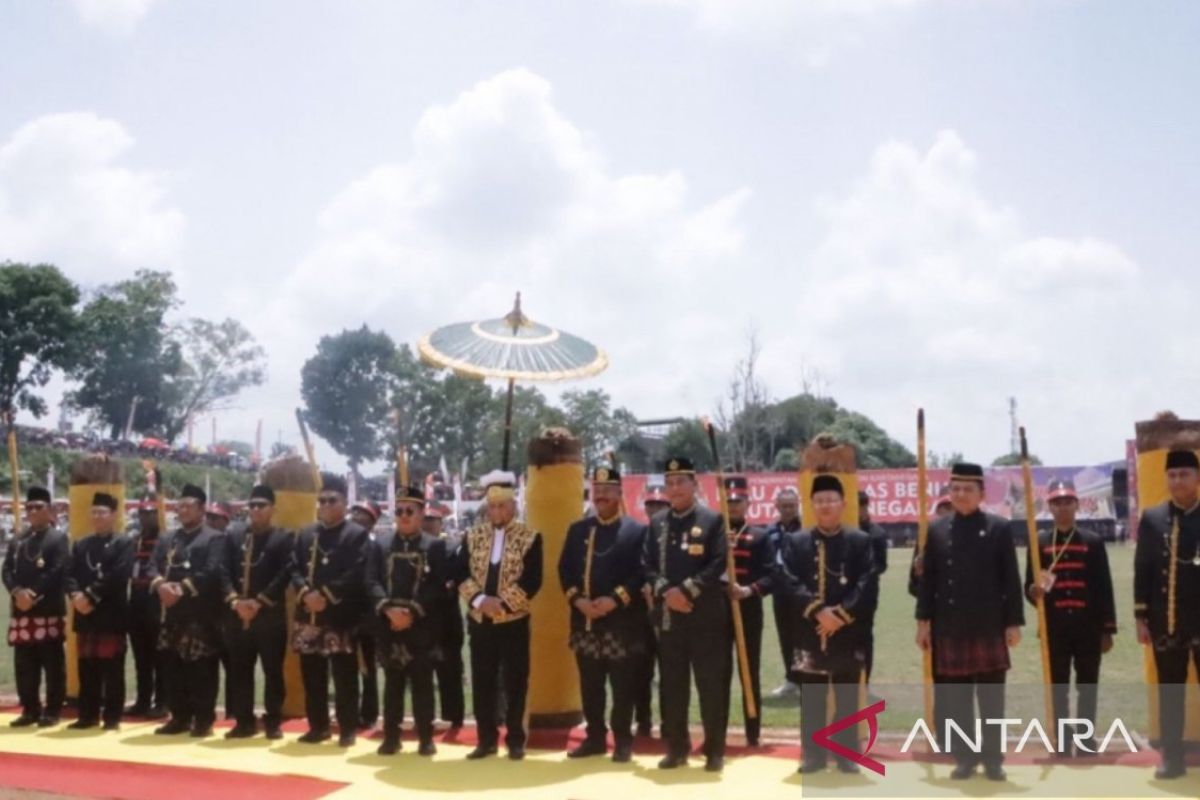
916, 409, 933, 726
1021, 426, 1056, 735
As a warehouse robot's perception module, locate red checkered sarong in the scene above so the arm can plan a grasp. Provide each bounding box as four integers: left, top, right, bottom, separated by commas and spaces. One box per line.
77, 632, 126, 659
934, 634, 1010, 677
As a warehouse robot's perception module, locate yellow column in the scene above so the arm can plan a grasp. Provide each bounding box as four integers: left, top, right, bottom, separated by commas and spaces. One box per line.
262, 456, 318, 719
65, 456, 125, 698
1135, 415, 1200, 742
524, 428, 584, 728
797, 436, 859, 529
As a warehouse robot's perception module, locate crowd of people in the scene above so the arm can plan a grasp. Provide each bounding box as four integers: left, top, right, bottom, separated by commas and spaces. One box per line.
3, 450, 1199, 782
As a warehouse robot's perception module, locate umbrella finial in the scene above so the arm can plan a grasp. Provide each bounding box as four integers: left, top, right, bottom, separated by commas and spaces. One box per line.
505, 291, 528, 332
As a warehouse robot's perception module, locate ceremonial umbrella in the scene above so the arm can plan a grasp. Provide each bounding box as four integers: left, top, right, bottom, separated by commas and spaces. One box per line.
417, 293, 608, 469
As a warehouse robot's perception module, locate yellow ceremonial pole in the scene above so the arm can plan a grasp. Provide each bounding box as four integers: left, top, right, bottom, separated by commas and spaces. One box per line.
1020, 427, 1056, 737
6, 413, 20, 529
704, 420, 756, 720
916, 409, 934, 727
295, 408, 322, 494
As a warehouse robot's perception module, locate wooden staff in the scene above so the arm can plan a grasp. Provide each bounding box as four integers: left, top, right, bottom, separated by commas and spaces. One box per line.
916, 408, 934, 726
6, 413, 20, 530
295, 409, 321, 624
240, 529, 254, 630
704, 420, 757, 720
1021, 426, 1055, 733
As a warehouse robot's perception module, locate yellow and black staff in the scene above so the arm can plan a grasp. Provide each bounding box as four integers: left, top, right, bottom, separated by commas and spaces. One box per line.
916, 408, 933, 726
704, 420, 757, 720
6, 412, 20, 529
1020, 426, 1056, 734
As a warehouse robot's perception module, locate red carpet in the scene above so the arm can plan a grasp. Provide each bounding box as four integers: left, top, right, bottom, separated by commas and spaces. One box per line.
0, 751, 347, 800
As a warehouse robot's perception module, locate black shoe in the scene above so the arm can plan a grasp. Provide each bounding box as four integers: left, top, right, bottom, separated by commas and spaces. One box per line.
418, 740, 437, 756
37, 715, 60, 728
467, 744, 497, 760
190, 725, 213, 738
983, 763, 1006, 782
747, 737, 760, 748
298, 729, 331, 744
67, 719, 98, 730
837, 760, 860, 774
10, 714, 39, 728
705, 755, 724, 773
508, 745, 526, 761
224, 725, 256, 739
147, 706, 168, 720
338, 732, 356, 748
658, 753, 688, 769
103, 721, 120, 731
377, 737, 401, 756
155, 720, 190, 735
1073, 738, 1099, 758
613, 744, 632, 763
264, 726, 283, 740
124, 704, 150, 717
950, 763, 976, 780
1155, 760, 1186, 780
568, 739, 608, 758
797, 760, 827, 774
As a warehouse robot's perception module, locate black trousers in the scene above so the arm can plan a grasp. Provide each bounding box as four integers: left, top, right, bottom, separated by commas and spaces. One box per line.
658, 623, 732, 759
633, 618, 656, 730
1153, 643, 1200, 764
435, 620, 465, 726
162, 652, 218, 729
14, 641, 65, 718
358, 633, 379, 726
737, 597, 764, 743
939, 670, 1007, 768
798, 668, 861, 766
469, 617, 530, 749
1047, 623, 1102, 749
773, 593, 796, 684
225, 617, 287, 729
382, 658, 436, 742
128, 592, 165, 709
300, 652, 359, 734
576, 651, 637, 747
78, 656, 125, 726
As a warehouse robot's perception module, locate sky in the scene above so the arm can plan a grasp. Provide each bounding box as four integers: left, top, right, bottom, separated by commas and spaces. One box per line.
2, 0, 1198, 472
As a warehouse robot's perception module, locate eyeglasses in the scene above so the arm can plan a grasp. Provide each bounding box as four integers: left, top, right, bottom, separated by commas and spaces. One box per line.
396, 507, 419, 517
248, 501, 271, 510
317, 496, 342, 506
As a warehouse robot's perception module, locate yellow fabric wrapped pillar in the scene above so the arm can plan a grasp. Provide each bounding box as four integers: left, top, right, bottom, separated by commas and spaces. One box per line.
524, 428, 584, 728
261, 456, 318, 719
798, 435, 859, 529
65, 455, 125, 698
1135, 415, 1200, 743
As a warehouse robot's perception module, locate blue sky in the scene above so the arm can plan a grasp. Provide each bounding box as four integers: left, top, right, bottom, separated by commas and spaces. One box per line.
3, 0, 1198, 469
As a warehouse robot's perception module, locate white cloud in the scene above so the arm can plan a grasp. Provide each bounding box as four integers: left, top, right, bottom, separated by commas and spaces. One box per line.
771, 129, 1186, 463
72, 0, 157, 36
0, 112, 185, 281
628, 0, 932, 64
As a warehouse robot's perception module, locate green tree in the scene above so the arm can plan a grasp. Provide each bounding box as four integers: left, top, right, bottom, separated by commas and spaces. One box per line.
825, 411, 916, 469
300, 326, 397, 474
164, 318, 266, 440
992, 452, 1042, 466
0, 262, 79, 421
483, 386, 565, 475
660, 420, 716, 472
772, 447, 799, 472
68, 270, 184, 439
560, 389, 639, 468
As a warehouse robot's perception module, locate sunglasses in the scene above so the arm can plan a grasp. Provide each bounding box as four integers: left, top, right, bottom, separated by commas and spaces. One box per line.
395, 506, 420, 517
248, 501, 271, 510
317, 496, 342, 506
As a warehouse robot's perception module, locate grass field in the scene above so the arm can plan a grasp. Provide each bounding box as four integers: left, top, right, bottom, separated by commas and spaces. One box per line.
0, 544, 1149, 734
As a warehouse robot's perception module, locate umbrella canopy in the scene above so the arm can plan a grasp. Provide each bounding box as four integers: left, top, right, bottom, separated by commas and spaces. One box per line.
417, 295, 607, 382
139, 438, 170, 451
417, 293, 607, 468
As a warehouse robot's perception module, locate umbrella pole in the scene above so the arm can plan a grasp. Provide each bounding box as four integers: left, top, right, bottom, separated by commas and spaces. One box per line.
501, 378, 516, 470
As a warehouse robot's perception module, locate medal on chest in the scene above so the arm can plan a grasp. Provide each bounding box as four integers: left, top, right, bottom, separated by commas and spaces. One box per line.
35, 557, 45, 569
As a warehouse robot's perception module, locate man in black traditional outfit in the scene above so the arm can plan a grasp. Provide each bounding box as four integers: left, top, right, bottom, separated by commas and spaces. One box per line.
349, 498, 382, 730
768, 487, 802, 699
857, 489, 889, 685
425, 503, 465, 730
558, 466, 648, 762
126, 497, 167, 718
725, 474, 773, 747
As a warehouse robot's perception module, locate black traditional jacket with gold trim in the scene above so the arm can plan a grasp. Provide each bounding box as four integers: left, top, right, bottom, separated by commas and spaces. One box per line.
3, 525, 69, 619
64, 532, 134, 634
218, 524, 294, 628
642, 503, 729, 635
290, 519, 371, 631
558, 514, 648, 655
366, 531, 448, 664
458, 520, 543, 625
1134, 500, 1200, 646
146, 523, 225, 631
774, 525, 876, 673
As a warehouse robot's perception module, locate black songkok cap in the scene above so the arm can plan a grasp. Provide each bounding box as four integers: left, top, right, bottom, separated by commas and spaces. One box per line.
1165, 449, 1200, 471
26, 486, 51, 504
249, 485, 276, 504
949, 462, 985, 483
181, 484, 207, 505
92, 491, 118, 511
811, 474, 844, 497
